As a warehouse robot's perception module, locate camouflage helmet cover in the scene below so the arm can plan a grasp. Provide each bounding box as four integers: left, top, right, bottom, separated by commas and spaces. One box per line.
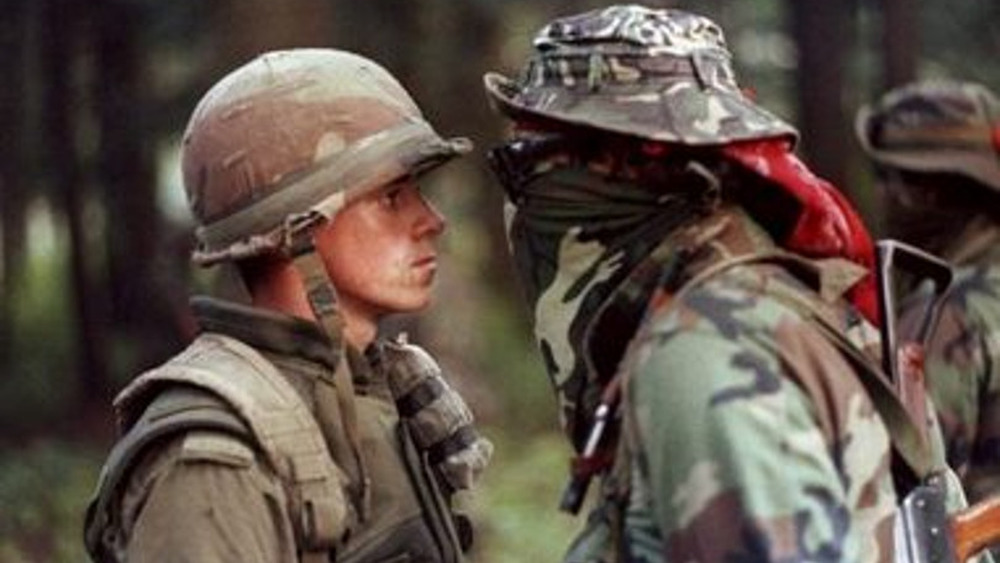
182, 48, 471, 265
855, 80, 1000, 191
483, 4, 798, 146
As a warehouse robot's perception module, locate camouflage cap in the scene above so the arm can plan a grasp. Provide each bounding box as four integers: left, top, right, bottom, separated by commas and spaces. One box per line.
483, 4, 797, 146
856, 80, 1000, 191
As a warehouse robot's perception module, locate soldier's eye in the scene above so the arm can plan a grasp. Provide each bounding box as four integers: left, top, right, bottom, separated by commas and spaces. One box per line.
380, 185, 405, 209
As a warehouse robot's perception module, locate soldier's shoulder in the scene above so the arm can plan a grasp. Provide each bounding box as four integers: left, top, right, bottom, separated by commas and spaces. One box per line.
176, 430, 257, 467
625, 266, 820, 400
645, 263, 814, 341
107, 384, 263, 506
953, 261, 1000, 300
931, 261, 1000, 330
128, 430, 258, 483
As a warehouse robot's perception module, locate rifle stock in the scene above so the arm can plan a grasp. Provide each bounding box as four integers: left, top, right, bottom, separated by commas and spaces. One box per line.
951, 496, 1000, 562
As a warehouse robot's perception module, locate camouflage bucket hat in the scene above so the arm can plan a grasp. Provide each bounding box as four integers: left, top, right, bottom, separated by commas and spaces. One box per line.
483, 4, 798, 146
856, 80, 1000, 191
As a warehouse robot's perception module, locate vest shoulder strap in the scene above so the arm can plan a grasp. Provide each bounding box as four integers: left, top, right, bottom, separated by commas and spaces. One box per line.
84, 333, 350, 562
83, 385, 250, 561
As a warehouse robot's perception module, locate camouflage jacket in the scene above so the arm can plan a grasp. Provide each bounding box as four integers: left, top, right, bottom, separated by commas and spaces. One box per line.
904, 224, 1000, 502
565, 209, 917, 562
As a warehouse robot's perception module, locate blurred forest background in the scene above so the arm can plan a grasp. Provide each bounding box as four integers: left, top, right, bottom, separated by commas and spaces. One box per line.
0, 0, 997, 561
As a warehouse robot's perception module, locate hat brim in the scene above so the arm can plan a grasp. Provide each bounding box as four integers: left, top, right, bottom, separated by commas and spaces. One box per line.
855, 104, 1000, 191
484, 71, 798, 147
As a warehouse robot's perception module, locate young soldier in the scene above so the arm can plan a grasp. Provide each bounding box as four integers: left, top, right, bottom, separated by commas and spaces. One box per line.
857, 80, 1000, 502
483, 5, 962, 561
84, 48, 491, 563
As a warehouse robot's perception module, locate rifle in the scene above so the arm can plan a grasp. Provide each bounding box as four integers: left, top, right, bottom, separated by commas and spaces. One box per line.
876, 239, 952, 446
897, 475, 1000, 563
877, 240, 1000, 562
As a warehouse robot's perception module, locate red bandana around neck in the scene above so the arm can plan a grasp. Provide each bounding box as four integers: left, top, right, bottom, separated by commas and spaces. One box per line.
722, 140, 880, 326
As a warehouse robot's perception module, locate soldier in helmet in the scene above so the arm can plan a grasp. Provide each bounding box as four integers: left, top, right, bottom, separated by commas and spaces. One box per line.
83, 49, 491, 563
857, 80, 1000, 502
482, 5, 962, 560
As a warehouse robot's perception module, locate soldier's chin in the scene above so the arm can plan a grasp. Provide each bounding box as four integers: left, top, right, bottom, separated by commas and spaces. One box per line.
394, 291, 433, 314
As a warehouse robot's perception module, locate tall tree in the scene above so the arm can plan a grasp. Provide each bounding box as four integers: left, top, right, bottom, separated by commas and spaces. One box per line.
880, 0, 918, 88
0, 0, 29, 373
214, 0, 334, 67
41, 0, 111, 404
93, 0, 188, 374
333, 0, 421, 84
788, 0, 855, 191
413, 0, 507, 288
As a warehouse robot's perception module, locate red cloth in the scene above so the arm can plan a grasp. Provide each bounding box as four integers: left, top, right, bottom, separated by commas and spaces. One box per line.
722, 141, 880, 326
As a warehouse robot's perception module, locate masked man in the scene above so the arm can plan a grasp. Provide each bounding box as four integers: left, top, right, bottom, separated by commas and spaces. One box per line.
857, 80, 1000, 502
484, 6, 961, 561
84, 49, 491, 563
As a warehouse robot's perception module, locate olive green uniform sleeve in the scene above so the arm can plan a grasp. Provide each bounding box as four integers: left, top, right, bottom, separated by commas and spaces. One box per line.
119, 430, 298, 563
625, 284, 897, 562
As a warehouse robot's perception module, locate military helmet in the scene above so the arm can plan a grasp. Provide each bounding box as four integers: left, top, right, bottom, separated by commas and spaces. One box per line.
855, 80, 1000, 191
182, 48, 471, 265
483, 4, 797, 146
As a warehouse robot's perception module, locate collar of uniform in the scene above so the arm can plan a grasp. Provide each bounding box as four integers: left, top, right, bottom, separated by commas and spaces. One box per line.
583, 205, 866, 374
190, 295, 338, 371
345, 341, 393, 401
587, 206, 770, 327
664, 205, 868, 306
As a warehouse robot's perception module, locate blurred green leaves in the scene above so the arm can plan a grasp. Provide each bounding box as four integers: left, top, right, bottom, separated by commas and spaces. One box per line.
0, 441, 102, 563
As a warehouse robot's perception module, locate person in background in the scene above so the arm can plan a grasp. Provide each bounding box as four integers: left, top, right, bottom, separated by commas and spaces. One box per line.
83, 48, 491, 563
857, 80, 1000, 502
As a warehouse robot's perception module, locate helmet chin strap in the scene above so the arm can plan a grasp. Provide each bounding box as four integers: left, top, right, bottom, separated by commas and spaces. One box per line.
288, 231, 372, 522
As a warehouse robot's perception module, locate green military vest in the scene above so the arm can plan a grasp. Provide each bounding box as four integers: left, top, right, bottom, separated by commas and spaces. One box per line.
84, 332, 467, 563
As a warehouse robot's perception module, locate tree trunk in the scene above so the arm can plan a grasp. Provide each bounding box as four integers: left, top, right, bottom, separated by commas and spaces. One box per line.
94, 0, 189, 372
880, 0, 918, 89
788, 0, 853, 191
0, 0, 29, 373
425, 1, 517, 310
327, 0, 420, 84
214, 0, 333, 67
41, 0, 110, 403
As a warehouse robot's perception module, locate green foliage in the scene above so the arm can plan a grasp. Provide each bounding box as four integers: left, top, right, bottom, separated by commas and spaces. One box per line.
469, 430, 582, 563
921, 0, 1000, 89
0, 441, 102, 563
1, 223, 75, 429
476, 290, 562, 435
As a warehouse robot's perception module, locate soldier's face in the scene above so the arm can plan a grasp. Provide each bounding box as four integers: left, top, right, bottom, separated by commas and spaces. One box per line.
315, 179, 446, 325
